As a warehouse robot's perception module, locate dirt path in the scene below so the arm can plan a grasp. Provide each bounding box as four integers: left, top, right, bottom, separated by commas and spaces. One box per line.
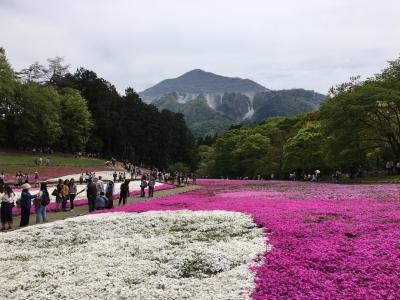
5, 185, 200, 231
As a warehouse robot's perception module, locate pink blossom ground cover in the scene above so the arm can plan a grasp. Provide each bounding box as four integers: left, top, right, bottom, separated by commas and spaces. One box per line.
104, 180, 400, 299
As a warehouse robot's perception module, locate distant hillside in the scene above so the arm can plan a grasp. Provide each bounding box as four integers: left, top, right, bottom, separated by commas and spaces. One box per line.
154, 94, 234, 136
250, 89, 325, 123
141, 70, 326, 136
140, 69, 267, 102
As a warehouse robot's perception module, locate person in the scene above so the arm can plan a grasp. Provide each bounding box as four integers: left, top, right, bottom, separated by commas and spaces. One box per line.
140, 177, 147, 197
95, 192, 108, 210
96, 176, 105, 194
36, 183, 50, 224
34, 172, 39, 187
20, 183, 37, 227
105, 181, 114, 209
192, 173, 197, 184
86, 179, 97, 212
315, 169, 321, 181
396, 161, 400, 175
148, 176, 155, 197
61, 179, 70, 211
1, 185, 15, 230
54, 179, 63, 211
25, 173, 29, 183
0, 171, 5, 185
69, 179, 77, 211
79, 173, 84, 185
119, 179, 130, 205
113, 171, 117, 182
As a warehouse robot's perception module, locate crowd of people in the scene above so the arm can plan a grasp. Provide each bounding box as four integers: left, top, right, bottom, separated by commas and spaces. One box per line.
0, 167, 198, 231
385, 161, 400, 176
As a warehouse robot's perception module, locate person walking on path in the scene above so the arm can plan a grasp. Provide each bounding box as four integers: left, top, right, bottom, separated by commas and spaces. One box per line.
119, 179, 130, 206
1, 185, 15, 230
148, 176, 155, 197
105, 181, 114, 209
36, 183, 50, 224
68, 179, 77, 211
20, 183, 37, 227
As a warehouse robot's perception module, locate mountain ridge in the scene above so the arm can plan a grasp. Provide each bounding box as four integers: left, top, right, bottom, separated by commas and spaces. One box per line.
140, 69, 268, 101
139, 69, 326, 136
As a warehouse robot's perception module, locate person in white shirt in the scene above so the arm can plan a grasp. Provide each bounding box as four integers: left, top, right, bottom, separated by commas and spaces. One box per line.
1, 185, 15, 230
96, 176, 105, 194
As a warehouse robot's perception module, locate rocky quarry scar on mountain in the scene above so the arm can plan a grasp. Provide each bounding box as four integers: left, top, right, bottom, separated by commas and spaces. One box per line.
139, 69, 326, 136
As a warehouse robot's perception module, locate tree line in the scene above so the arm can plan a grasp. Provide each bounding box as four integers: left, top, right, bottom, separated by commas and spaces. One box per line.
0, 48, 195, 170
197, 57, 400, 179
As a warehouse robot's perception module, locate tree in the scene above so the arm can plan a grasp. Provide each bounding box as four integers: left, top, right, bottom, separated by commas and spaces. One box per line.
13, 82, 62, 147
18, 62, 46, 83
59, 88, 93, 152
321, 59, 400, 167
45, 56, 70, 82
197, 145, 215, 177
283, 123, 325, 172
0, 47, 18, 144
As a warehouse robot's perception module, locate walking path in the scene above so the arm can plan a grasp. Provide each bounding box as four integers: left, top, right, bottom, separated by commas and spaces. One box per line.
8, 185, 200, 230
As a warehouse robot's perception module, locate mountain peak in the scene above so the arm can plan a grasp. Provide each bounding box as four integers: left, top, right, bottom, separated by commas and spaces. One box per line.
139, 69, 268, 102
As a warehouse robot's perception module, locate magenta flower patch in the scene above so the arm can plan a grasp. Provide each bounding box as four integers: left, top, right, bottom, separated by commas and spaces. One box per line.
102, 180, 400, 299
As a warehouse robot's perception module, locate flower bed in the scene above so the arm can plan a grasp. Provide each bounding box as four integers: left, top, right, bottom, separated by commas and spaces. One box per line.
104, 180, 400, 299
0, 211, 267, 299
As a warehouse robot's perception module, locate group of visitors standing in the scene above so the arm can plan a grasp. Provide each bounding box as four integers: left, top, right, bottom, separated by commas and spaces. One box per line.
0, 182, 51, 230
54, 178, 78, 212
386, 161, 400, 176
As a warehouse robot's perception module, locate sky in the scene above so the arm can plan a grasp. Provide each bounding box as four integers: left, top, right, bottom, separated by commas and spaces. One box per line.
1, 0, 400, 94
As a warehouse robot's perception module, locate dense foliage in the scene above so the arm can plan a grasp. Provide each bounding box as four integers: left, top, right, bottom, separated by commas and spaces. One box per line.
198, 58, 400, 178
0, 48, 195, 169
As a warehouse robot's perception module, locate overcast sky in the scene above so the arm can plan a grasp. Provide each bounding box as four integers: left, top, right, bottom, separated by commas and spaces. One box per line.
1, 0, 400, 94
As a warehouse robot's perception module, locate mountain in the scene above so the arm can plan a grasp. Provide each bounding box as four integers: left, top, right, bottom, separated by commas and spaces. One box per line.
140, 70, 326, 136
250, 89, 326, 123
154, 93, 234, 136
140, 69, 268, 102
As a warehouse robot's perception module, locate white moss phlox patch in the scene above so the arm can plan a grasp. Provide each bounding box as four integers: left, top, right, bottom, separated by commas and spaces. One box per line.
0, 210, 267, 300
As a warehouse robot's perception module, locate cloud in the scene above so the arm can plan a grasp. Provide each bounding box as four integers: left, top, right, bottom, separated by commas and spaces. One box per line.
1, 0, 400, 94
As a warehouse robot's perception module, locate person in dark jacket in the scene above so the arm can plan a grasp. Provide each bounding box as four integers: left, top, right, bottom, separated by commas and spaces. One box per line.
86, 180, 97, 212
105, 181, 114, 209
20, 183, 37, 227
119, 179, 130, 205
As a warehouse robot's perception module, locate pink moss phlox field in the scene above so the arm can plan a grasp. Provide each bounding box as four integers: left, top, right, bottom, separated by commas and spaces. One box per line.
104, 179, 400, 299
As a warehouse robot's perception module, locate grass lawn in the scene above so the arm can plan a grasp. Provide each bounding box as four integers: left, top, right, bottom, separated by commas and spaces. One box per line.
0, 150, 105, 167
338, 175, 400, 184
0, 149, 109, 179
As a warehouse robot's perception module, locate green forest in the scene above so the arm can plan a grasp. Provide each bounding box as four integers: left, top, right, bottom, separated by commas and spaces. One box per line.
197, 58, 400, 178
0, 48, 195, 170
